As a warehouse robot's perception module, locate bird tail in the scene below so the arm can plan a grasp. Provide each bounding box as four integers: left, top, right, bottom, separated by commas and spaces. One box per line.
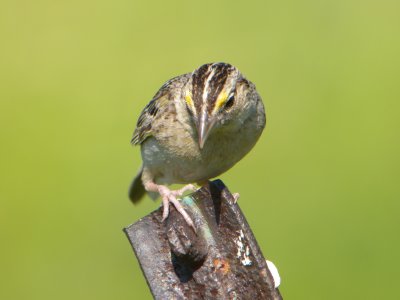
128, 167, 146, 204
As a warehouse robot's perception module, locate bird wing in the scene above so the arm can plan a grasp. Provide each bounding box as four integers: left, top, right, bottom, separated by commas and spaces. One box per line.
131, 75, 187, 145
131, 95, 167, 145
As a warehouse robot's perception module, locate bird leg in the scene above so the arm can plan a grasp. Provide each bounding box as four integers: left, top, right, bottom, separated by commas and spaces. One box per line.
143, 181, 197, 230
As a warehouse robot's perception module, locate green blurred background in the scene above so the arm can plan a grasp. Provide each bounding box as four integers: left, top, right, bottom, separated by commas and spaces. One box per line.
1, 0, 399, 299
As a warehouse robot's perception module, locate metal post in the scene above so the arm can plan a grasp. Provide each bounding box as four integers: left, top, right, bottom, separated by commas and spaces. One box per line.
124, 180, 283, 299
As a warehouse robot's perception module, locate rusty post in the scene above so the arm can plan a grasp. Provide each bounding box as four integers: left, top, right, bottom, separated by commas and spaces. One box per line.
123, 180, 283, 299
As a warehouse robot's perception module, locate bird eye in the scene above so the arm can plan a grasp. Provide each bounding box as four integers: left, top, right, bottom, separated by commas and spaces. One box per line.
224, 94, 234, 109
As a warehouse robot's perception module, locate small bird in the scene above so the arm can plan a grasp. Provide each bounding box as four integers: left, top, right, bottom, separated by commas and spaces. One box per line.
129, 62, 266, 229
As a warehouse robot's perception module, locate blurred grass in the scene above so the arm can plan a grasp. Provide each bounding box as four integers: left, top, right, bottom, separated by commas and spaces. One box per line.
1, 0, 399, 299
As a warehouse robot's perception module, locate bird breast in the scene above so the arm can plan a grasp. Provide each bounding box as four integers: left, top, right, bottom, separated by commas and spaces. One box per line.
141, 102, 264, 185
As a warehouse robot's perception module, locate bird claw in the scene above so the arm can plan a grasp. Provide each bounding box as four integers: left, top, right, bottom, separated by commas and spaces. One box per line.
159, 184, 197, 232
232, 192, 240, 204
171, 184, 197, 197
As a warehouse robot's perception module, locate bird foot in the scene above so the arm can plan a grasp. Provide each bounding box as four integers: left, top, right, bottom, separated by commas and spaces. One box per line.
158, 184, 197, 231
232, 192, 240, 204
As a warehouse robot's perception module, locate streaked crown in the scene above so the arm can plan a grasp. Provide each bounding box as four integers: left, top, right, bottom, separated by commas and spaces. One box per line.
184, 62, 240, 117
183, 62, 243, 149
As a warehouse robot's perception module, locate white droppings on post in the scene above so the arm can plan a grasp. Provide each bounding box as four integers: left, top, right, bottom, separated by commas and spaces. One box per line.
234, 230, 252, 266
236, 238, 244, 258
266, 260, 281, 288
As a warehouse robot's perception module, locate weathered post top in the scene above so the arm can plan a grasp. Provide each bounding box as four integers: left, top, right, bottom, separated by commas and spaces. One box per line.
124, 180, 283, 300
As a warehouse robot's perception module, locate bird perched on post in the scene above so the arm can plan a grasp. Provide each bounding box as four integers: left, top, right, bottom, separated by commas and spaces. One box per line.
129, 62, 266, 230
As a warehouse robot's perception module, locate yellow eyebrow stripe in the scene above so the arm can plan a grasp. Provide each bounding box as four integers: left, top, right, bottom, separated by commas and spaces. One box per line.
213, 91, 228, 113
185, 94, 194, 108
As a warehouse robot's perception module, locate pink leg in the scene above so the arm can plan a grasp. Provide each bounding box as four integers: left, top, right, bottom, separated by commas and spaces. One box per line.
144, 181, 197, 230
171, 184, 196, 196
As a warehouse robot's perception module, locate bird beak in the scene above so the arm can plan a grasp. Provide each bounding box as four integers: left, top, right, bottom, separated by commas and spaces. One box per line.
197, 112, 216, 149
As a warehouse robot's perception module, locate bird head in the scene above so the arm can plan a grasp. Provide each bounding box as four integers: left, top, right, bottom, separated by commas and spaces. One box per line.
183, 62, 249, 149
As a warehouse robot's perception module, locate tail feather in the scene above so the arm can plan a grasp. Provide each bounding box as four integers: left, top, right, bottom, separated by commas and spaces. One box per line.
128, 168, 146, 204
